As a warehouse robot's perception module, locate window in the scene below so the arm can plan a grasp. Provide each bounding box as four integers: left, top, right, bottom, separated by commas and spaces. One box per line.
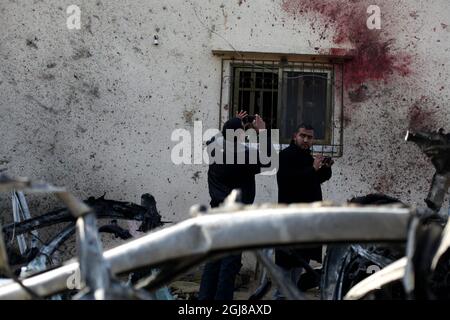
233, 68, 279, 129
215, 52, 345, 157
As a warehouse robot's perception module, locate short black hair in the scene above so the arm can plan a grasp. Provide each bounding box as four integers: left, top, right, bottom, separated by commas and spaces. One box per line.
290, 123, 315, 144
295, 123, 314, 133
222, 117, 244, 137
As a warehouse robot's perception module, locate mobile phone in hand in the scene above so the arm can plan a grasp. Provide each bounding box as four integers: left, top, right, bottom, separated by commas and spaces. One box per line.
322, 157, 332, 166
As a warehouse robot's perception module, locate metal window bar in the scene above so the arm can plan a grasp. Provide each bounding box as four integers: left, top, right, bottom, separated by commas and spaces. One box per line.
11, 191, 38, 255
281, 62, 333, 145
220, 58, 344, 157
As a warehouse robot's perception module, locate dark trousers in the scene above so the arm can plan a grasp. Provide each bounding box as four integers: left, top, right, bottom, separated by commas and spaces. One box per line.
198, 254, 242, 300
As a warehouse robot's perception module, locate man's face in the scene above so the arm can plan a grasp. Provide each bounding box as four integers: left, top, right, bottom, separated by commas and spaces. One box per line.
294, 128, 314, 150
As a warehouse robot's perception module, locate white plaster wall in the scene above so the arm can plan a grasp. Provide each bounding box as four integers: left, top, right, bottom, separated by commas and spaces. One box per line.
1, 0, 449, 228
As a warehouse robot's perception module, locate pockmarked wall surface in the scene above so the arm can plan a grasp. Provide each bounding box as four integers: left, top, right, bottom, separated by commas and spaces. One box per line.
1, 0, 449, 227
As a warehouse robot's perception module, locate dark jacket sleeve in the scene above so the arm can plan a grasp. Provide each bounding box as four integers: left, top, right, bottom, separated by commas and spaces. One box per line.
286, 165, 317, 181
317, 166, 332, 184
278, 151, 331, 184
278, 150, 316, 181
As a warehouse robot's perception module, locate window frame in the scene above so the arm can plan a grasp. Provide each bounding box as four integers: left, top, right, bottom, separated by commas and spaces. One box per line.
214, 51, 348, 158
279, 66, 334, 145
231, 63, 334, 145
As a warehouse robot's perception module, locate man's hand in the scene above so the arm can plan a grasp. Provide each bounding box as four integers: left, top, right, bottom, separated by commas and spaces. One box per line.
313, 156, 323, 171
321, 157, 335, 168
253, 114, 266, 132
236, 110, 248, 120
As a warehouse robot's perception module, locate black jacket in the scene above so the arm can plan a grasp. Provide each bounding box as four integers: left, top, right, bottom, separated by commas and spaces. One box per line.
277, 143, 331, 204
275, 142, 332, 267
206, 134, 271, 207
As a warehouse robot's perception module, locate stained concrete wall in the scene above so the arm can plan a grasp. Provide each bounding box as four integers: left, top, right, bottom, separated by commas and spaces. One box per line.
1, 0, 449, 228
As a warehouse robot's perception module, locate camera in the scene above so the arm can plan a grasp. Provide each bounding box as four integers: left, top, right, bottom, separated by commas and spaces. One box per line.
242, 115, 256, 125
322, 157, 332, 166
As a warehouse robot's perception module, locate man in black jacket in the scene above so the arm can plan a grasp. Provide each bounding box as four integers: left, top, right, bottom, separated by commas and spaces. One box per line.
274, 123, 333, 299
199, 113, 272, 300
206, 116, 263, 208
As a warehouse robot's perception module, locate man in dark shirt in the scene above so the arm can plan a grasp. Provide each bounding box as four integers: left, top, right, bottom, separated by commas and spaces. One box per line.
274, 123, 333, 299
199, 113, 271, 300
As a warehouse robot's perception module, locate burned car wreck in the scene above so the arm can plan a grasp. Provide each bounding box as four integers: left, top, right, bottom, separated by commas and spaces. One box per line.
0, 129, 450, 300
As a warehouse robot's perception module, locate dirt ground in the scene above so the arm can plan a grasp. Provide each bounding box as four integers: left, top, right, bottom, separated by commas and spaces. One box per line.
169, 265, 321, 301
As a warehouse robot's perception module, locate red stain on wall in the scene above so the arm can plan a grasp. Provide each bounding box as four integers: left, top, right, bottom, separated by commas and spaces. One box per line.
407, 96, 439, 131
281, 0, 413, 89
373, 173, 394, 194
348, 84, 369, 103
